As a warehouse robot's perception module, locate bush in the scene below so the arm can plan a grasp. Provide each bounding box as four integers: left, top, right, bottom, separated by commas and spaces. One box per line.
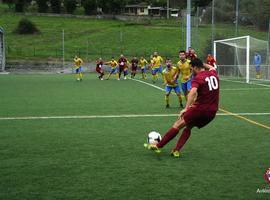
13, 18, 40, 34
64, 0, 77, 14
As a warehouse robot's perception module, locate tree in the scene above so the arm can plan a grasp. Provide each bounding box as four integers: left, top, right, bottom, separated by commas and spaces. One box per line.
36, 0, 49, 13
14, 0, 26, 12
82, 0, 96, 15
242, 0, 270, 30
50, 0, 61, 13
3, 0, 15, 10
64, 0, 77, 14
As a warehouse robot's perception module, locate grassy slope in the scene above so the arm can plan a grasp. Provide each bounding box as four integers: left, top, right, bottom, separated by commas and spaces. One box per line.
0, 12, 268, 62
0, 74, 269, 200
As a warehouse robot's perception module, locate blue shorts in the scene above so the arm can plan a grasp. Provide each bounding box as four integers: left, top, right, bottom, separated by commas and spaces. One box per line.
181, 79, 191, 94
111, 68, 118, 74
75, 66, 82, 73
165, 85, 181, 94
141, 68, 146, 73
152, 66, 163, 75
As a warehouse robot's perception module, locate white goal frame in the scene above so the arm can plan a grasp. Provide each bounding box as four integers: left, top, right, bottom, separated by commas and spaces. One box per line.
214, 35, 250, 83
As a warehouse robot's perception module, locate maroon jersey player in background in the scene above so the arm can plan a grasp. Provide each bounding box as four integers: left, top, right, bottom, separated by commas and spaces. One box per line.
130, 56, 139, 78
206, 54, 217, 68
186, 47, 198, 60
146, 58, 219, 157
118, 54, 129, 80
96, 58, 105, 80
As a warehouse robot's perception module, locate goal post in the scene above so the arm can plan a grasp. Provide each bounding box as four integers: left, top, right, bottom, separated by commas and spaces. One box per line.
0, 27, 5, 72
214, 35, 269, 84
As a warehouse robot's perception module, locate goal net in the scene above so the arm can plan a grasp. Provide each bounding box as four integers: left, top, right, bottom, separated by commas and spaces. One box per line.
0, 27, 5, 72
214, 36, 270, 84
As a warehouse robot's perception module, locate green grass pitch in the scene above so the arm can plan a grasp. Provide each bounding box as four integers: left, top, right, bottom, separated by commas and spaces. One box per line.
0, 73, 270, 200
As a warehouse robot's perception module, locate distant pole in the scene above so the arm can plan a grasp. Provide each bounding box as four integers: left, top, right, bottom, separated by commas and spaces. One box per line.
62, 29, 65, 68
235, 0, 239, 37
120, 25, 123, 53
87, 38, 89, 61
211, 0, 215, 54
167, 0, 170, 19
186, 0, 191, 51
267, 20, 270, 79
1, 27, 5, 72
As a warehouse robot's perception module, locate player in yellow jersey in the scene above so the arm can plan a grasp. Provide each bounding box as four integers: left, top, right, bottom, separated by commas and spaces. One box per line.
139, 56, 148, 79
151, 52, 163, 83
105, 57, 119, 80
177, 50, 192, 100
74, 55, 83, 81
162, 59, 183, 108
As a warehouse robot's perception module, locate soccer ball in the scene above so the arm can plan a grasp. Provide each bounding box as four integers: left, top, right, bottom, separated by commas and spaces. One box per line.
147, 131, 162, 145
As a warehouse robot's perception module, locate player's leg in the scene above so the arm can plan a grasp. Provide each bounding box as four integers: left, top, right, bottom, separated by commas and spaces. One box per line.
256, 65, 261, 79
181, 82, 188, 101
75, 68, 80, 81
143, 68, 147, 79
118, 67, 123, 80
79, 67, 83, 81
152, 69, 157, 83
124, 68, 128, 80
100, 70, 104, 80
133, 67, 137, 78
167, 115, 192, 158
172, 108, 216, 157
141, 68, 144, 79
174, 85, 183, 108
165, 86, 172, 108
155, 117, 187, 150
131, 69, 135, 78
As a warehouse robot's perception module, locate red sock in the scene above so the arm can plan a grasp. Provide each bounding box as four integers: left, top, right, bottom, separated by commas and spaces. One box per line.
157, 127, 179, 148
174, 128, 191, 151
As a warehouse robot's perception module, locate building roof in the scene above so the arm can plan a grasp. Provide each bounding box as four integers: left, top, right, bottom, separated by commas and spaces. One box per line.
125, 2, 148, 8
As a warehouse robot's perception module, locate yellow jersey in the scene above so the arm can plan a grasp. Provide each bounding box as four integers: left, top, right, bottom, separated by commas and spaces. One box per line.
139, 59, 148, 69
162, 66, 179, 87
177, 59, 191, 83
108, 60, 118, 69
74, 58, 83, 68
152, 56, 163, 69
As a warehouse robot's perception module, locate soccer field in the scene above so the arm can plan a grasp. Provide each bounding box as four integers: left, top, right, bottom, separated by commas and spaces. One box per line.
0, 73, 270, 200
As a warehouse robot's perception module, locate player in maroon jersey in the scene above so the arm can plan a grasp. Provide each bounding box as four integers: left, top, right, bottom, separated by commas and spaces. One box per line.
206, 54, 217, 68
118, 54, 129, 80
186, 47, 197, 60
145, 58, 219, 158
96, 58, 105, 80
130, 56, 139, 78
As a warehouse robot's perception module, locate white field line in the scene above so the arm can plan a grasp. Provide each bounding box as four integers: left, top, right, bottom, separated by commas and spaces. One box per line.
221, 88, 270, 91
0, 113, 270, 121
130, 78, 270, 91
220, 78, 270, 88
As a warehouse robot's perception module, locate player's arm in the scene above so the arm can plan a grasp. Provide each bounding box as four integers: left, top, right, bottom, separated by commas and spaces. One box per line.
162, 73, 167, 85
203, 63, 216, 71
173, 66, 180, 81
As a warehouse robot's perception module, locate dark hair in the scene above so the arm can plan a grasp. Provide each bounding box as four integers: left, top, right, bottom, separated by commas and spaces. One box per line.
179, 50, 186, 54
190, 58, 203, 68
